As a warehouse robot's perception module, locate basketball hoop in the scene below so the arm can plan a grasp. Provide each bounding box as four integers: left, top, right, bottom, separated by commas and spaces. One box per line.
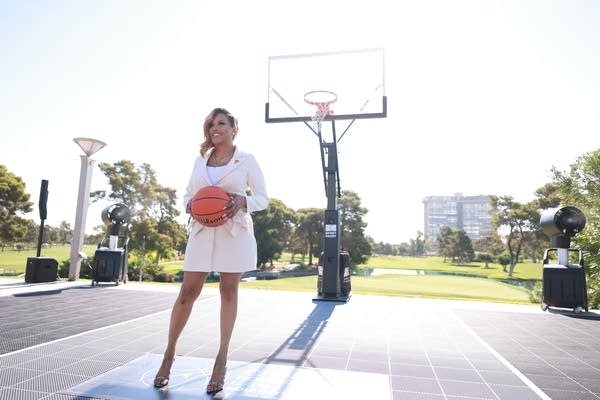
304, 90, 337, 132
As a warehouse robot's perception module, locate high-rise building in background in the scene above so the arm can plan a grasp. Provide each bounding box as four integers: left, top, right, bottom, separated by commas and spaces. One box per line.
423, 193, 494, 251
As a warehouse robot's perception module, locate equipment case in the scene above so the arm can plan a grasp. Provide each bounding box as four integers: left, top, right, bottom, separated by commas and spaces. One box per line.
541, 248, 588, 313
92, 235, 129, 286
317, 251, 351, 297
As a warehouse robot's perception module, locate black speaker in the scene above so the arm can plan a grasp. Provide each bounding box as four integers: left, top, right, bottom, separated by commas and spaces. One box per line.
39, 180, 48, 220
25, 257, 58, 283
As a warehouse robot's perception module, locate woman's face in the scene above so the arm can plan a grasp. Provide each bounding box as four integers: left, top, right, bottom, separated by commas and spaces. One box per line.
208, 113, 236, 146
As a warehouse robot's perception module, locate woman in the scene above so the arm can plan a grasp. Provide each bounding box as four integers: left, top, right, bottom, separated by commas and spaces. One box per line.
154, 107, 268, 395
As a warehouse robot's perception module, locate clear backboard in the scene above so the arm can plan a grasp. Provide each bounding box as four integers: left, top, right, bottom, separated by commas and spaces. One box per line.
265, 48, 386, 123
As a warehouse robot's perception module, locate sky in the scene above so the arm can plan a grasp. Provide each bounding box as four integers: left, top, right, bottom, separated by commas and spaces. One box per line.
1, 0, 599, 244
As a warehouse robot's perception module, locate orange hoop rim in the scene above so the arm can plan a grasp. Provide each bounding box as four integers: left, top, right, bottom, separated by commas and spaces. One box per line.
304, 90, 338, 108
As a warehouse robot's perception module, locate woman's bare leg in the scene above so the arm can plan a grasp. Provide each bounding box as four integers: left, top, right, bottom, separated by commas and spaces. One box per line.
207, 272, 242, 392
155, 271, 208, 386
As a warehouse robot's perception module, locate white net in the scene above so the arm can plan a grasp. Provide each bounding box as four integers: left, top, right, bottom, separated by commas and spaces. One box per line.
311, 103, 331, 132
305, 90, 337, 132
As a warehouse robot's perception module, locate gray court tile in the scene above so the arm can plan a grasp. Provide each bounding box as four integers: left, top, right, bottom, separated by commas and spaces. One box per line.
55, 359, 122, 377
0, 367, 45, 387
13, 371, 87, 392
557, 362, 599, 377
86, 349, 142, 364
0, 387, 50, 400
543, 389, 599, 400
350, 348, 389, 360
428, 355, 473, 369
468, 357, 509, 372
390, 363, 436, 379
309, 345, 351, 358
432, 366, 483, 382
392, 392, 445, 400
439, 379, 497, 398
303, 354, 348, 369
505, 359, 561, 375
188, 347, 228, 360
574, 378, 600, 393
0, 352, 40, 367
489, 384, 547, 400
43, 395, 96, 400
19, 356, 81, 372
390, 375, 442, 394
390, 352, 430, 365
346, 357, 389, 373
477, 369, 530, 385
65, 354, 391, 399
2, 284, 600, 399
528, 373, 589, 391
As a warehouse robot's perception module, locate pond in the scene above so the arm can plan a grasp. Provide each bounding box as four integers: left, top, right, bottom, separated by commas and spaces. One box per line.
361, 268, 537, 289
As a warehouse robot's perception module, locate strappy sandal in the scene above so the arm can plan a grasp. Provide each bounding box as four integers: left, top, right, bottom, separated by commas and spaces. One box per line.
153, 357, 174, 388
206, 366, 226, 395
153, 374, 170, 389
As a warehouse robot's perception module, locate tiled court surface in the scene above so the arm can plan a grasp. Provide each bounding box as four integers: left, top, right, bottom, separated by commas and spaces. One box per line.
0, 279, 598, 400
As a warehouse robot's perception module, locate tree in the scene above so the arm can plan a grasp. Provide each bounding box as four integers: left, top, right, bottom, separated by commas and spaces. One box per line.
477, 252, 494, 269
0, 165, 33, 249
473, 231, 505, 256
497, 251, 511, 272
436, 226, 454, 262
374, 241, 395, 255
490, 195, 539, 276
91, 160, 143, 212
409, 231, 427, 256
437, 227, 474, 263
294, 208, 323, 266
338, 190, 372, 267
549, 149, 600, 308
454, 229, 475, 262
527, 183, 563, 262
93, 160, 186, 265
253, 198, 296, 268
58, 221, 72, 244
533, 182, 562, 210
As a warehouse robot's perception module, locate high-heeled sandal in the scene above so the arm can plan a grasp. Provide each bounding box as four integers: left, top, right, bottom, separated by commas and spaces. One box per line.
153, 357, 174, 388
206, 366, 226, 395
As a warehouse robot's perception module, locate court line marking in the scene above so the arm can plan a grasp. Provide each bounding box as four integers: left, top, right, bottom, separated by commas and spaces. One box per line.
450, 311, 552, 400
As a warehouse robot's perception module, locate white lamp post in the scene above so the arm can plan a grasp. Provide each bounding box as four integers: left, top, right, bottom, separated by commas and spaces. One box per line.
68, 137, 106, 281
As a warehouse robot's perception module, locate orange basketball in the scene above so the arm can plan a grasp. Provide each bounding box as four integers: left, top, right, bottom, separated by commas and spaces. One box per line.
190, 186, 231, 227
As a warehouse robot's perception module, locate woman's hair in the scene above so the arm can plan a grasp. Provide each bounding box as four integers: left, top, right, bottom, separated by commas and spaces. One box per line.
200, 107, 238, 157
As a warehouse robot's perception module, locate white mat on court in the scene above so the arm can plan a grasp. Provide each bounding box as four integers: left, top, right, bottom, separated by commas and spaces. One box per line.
64, 353, 391, 399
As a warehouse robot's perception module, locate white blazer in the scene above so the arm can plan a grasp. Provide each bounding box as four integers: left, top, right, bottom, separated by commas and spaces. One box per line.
182, 148, 268, 272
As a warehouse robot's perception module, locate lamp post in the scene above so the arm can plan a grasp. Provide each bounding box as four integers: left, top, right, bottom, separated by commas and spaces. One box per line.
68, 137, 106, 281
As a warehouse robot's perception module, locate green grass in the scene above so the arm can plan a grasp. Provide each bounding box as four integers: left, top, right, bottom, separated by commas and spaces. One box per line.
161, 261, 184, 275
0, 244, 97, 273
0, 248, 540, 305
227, 274, 533, 304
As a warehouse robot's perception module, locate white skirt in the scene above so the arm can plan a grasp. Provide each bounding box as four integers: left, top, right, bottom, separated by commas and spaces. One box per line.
183, 222, 258, 273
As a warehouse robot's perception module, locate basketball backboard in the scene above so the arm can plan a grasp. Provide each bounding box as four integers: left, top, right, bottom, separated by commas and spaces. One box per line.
265, 48, 386, 123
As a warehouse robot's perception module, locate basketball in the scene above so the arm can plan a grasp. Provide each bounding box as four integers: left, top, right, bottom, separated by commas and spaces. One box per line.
190, 186, 231, 227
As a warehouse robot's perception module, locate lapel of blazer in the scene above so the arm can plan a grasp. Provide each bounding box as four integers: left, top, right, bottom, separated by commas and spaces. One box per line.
215, 148, 245, 185
200, 155, 212, 185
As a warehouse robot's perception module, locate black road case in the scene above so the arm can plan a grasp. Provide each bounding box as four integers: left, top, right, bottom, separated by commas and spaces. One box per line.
317, 251, 351, 297
541, 248, 588, 313
92, 236, 129, 286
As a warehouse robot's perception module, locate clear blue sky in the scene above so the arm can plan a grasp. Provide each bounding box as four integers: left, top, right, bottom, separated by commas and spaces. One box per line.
1, 0, 599, 244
